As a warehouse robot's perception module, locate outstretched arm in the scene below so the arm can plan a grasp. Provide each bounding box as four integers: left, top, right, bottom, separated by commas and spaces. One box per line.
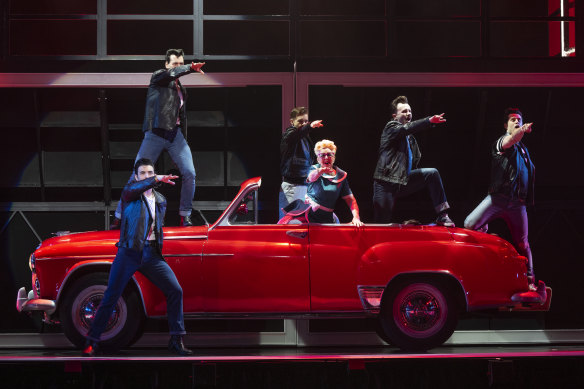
501, 122, 533, 149
190, 62, 205, 74
155, 174, 179, 185
342, 194, 364, 227
122, 175, 178, 202
310, 120, 323, 128
307, 166, 334, 182
429, 113, 446, 124
283, 120, 324, 146
383, 113, 446, 144
151, 62, 205, 85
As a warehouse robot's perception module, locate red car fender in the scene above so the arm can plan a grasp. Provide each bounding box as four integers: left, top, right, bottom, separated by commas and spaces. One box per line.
358, 238, 527, 310
55, 260, 153, 318
358, 241, 466, 285
358, 240, 468, 309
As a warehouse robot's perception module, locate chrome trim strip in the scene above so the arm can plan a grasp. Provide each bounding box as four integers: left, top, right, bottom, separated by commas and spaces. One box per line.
36, 255, 116, 261
163, 253, 234, 257
164, 235, 208, 240
165, 254, 202, 257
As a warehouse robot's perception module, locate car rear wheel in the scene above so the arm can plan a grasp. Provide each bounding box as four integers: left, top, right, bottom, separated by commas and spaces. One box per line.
379, 279, 458, 351
60, 273, 145, 351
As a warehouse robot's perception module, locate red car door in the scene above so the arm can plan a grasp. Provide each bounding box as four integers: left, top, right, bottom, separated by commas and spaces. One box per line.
162, 227, 206, 313
308, 224, 367, 311
201, 223, 310, 313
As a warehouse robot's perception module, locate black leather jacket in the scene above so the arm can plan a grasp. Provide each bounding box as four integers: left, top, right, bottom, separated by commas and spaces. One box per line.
489, 136, 535, 205
280, 123, 314, 185
142, 65, 194, 135
373, 117, 432, 185
117, 177, 166, 252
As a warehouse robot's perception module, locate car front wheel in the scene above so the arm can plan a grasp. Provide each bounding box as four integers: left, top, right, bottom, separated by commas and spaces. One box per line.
60, 273, 145, 351
379, 280, 458, 351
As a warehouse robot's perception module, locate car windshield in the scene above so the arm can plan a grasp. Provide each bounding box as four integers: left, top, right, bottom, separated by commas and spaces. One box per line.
228, 189, 257, 225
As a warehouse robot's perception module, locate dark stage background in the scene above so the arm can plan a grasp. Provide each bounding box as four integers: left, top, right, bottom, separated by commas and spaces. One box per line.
1, 0, 583, 340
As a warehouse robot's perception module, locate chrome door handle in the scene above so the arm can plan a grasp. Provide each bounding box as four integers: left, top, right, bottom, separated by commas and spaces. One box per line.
286, 231, 307, 239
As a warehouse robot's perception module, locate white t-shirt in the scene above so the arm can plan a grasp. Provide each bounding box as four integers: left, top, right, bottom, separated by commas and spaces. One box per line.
145, 193, 156, 241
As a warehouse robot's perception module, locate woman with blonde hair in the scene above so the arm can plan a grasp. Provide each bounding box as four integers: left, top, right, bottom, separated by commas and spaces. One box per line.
279, 139, 364, 226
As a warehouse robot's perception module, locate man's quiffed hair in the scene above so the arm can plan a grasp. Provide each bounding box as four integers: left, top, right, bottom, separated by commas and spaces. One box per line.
391, 96, 408, 115
290, 106, 308, 120
165, 49, 185, 63
134, 158, 155, 175
504, 108, 523, 123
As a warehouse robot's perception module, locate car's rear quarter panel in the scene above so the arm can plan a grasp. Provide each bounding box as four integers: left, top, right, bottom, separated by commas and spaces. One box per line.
357, 226, 528, 310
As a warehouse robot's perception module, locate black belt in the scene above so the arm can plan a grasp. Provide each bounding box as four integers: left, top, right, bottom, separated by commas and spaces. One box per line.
152, 127, 179, 142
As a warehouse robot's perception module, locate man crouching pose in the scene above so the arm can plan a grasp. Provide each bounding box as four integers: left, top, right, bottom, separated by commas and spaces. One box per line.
83, 158, 192, 356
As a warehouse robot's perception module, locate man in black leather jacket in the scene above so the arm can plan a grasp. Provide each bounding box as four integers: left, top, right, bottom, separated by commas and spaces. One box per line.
112, 49, 205, 228
372, 95, 454, 226
278, 107, 323, 218
83, 158, 192, 357
465, 108, 536, 283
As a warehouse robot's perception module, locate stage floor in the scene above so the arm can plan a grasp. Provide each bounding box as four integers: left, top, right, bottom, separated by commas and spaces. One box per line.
2, 345, 584, 388
2, 344, 584, 362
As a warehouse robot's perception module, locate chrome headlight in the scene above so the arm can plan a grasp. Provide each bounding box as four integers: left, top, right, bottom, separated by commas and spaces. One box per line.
29, 254, 36, 272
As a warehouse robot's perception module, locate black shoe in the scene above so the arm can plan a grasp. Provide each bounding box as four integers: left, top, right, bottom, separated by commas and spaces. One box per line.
110, 217, 121, 230
435, 213, 455, 227
82, 340, 99, 357
180, 215, 193, 227
512, 280, 547, 304
168, 335, 193, 356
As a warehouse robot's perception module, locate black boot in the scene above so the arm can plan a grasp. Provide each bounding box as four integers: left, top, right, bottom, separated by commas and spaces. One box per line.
82, 339, 99, 357
168, 335, 193, 356
180, 215, 193, 227
435, 212, 455, 227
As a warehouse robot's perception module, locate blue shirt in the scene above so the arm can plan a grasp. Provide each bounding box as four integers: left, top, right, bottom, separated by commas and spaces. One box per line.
307, 164, 352, 209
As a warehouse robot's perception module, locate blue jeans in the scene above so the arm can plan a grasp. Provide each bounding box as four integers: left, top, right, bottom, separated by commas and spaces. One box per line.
279, 182, 308, 219
87, 244, 186, 341
373, 168, 450, 223
464, 194, 533, 275
115, 129, 196, 218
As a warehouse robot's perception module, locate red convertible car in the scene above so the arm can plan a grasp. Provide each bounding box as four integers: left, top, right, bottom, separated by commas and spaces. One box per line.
16, 177, 550, 351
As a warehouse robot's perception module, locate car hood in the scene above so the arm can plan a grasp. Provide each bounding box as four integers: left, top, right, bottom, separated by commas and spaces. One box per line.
35, 226, 209, 259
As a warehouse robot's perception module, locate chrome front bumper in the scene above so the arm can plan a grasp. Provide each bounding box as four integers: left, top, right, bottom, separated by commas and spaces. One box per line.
16, 287, 56, 315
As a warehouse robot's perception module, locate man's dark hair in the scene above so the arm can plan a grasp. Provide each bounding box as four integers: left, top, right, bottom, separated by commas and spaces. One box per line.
504, 108, 523, 123
165, 49, 185, 63
390, 96, 409, 115
134, 158, 155, 175
290, 106, 308, 120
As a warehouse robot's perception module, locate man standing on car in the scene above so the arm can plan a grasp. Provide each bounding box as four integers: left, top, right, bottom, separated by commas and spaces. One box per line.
111, 49, 205, 229
465, 108, 537, 284
373, 95, 454, 226
83, 158, 192, 356
279, 106, 324, 218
